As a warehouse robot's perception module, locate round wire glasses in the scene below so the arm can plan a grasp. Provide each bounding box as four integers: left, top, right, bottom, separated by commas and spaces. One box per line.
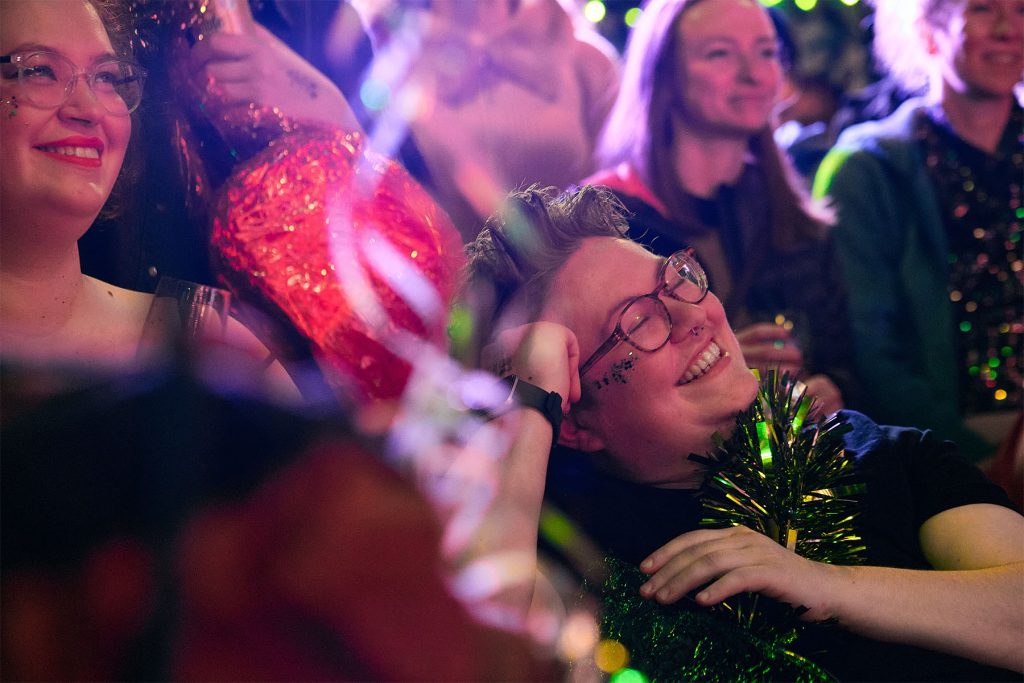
578, 249, 709, 377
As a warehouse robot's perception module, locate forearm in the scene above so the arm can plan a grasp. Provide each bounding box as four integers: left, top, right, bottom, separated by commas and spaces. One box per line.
824, 562, 1024, 671
455, 409, 554, 620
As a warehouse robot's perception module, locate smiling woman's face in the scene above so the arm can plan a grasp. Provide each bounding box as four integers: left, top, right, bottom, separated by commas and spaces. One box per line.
0, 0, 131, 231
673, 0, 782, 137
541, 238, 758, 488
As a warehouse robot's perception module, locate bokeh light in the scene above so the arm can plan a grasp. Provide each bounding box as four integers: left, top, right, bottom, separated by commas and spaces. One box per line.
794, 0, 818, 9
595, 639, 629, 673
610, 668, 649, 683
584, 0, 607, 23
624, 6, 643, 26
558, 610, 600, 661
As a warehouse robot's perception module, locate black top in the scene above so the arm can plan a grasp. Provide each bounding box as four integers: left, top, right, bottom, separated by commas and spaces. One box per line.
544, 411, 1020, 681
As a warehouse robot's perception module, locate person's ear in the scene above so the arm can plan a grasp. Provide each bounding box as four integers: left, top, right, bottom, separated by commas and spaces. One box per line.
557, 410, 605, 453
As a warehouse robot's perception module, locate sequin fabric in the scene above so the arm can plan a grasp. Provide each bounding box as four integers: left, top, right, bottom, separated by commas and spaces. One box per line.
211, 129, 464, 402
918, 104, 1024, 415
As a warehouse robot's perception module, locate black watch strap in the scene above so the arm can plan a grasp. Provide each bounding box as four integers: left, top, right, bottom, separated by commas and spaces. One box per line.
499, 375, 563, 441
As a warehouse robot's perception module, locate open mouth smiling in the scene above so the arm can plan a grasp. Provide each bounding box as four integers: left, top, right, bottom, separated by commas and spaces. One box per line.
678, 340, 724, 385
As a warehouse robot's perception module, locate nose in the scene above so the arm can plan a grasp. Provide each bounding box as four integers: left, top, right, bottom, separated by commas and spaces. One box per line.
736, 53, 757, 83
57, 75, 104, 125
992, 4, 1023, 39
667, 298, 708, 344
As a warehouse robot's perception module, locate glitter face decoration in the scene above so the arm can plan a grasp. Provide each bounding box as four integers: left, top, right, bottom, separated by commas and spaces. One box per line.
211, 129, 464, 403
591, 352, 638, 392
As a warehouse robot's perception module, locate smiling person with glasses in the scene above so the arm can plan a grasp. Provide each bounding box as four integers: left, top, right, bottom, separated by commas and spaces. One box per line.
0, 2, 294, 389
0, 0, 157, 367
459, 185, 1024, 679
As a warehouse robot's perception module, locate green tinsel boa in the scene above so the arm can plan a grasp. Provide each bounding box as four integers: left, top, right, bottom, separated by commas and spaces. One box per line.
598, 372, 866, 682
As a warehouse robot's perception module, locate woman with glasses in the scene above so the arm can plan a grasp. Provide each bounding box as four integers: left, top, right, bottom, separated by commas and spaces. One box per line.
0, 0, 153, 365
0, 1, 295, 387
586, 0, 855, 417
460, 184, 1023, 680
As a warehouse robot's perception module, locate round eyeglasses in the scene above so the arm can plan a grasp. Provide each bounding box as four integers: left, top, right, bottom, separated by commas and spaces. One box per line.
578, 249, 709, 377
0, 51, 146, 115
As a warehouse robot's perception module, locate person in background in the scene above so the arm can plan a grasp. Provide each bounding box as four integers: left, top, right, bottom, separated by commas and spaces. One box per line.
814, 0, 1023, 462
353, 0, 621, 241
588, 0, 855, 416
459, 184, 1023, 680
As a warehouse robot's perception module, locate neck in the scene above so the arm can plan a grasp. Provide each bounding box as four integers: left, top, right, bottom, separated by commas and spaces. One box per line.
935, 83, 1013, 154
671, 125, 749, 199
0, 222, 88, 338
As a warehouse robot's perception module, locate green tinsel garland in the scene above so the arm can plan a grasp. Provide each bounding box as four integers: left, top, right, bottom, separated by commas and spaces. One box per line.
600, 371, 866, 682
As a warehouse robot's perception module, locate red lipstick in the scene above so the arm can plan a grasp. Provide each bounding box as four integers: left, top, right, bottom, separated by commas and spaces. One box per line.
34, 136, 104, 168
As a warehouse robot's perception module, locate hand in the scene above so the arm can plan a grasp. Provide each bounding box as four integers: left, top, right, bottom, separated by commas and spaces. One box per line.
802, 374, 844, 416
481, 322, 581, 413
189, 25, 360, 131
734, 323, 804, 376
638, 526, 841, 622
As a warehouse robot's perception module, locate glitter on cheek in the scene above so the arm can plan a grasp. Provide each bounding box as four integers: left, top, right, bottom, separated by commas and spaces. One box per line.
592, 352, 638, 391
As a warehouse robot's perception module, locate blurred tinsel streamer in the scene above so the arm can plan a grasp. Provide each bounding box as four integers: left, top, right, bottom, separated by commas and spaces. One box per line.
600, 371, 866, 682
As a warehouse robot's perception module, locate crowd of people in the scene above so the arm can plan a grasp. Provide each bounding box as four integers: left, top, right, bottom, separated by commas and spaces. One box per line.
1, 0, 1021, 680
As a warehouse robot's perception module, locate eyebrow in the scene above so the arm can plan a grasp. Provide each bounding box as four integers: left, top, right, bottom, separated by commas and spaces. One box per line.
4, 43, 118, 64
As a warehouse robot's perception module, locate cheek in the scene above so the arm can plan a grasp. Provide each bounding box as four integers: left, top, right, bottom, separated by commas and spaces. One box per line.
587, 350, 642, 394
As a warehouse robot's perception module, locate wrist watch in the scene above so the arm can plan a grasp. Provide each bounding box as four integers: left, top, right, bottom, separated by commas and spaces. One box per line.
498, 375, 564, 441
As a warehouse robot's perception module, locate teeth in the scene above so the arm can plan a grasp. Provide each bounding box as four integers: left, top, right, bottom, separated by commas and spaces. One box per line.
681, 341, 722, 384
40, 145, 100, 159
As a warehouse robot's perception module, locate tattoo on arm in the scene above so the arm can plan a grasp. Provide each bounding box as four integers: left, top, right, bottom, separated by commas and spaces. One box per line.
286, 68, 319, 99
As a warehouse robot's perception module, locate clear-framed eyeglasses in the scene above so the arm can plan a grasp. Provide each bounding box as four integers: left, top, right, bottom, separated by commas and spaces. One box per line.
578, 249, 709, 377
0, 50, 146, 115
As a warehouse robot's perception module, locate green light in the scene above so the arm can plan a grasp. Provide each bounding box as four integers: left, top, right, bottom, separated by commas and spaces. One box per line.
840, 0, 860, 5
624, 6, 642, 26
794, 0, 818, 10
1015, 207, 1024, 219
539, 509, 576, 548
969, 365, 980, 376
988, 357, 1001, 368
960, 321, 972, 332
1002, 346, 1014, 357
583, 0, 606, 23
611, 669, 649, 683
759, 0, 784, 6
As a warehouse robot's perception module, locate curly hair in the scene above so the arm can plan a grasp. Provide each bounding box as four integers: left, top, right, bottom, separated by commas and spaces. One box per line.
90, 0, 144, 220
458, 185, 629, 364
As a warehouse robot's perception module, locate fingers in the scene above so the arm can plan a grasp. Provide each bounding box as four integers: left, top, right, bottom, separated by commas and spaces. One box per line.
804, 374, 844, 414
190, 32, 255, 68
734, 322, 791, 344
741, 341, 804, 369
638, 527, 781, 605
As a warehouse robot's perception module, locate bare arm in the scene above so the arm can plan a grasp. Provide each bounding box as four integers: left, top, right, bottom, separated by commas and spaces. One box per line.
456, 322, 582, 621
639, 503, 1024, 671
